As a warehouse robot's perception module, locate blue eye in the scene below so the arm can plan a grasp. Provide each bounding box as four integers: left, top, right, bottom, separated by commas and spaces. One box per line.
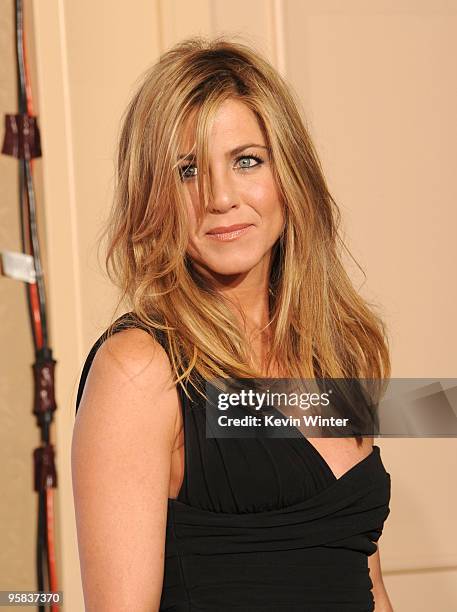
179, 164, 197, 180
235, 154, 264, 169
178, 154, 264, 181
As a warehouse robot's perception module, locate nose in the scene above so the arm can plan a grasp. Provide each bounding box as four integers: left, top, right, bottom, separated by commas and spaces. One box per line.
207, 168, 239, 213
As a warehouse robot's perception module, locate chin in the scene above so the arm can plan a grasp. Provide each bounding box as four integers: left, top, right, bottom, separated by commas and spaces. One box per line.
202, 255, 264, 277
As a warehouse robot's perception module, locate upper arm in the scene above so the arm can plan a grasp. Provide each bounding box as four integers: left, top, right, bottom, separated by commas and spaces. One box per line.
365, 439, 393, 607
368, 545, 384, 589
368, 543, 394, 611
71, 328, 180, 611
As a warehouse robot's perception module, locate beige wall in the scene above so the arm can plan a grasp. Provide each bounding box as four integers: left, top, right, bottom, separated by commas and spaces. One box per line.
1, 0, 456, 610
0, 1, 60, 607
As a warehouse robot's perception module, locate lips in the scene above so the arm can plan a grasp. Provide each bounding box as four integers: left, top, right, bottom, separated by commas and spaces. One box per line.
205, 224, 254, 242
206, 223, 252, 235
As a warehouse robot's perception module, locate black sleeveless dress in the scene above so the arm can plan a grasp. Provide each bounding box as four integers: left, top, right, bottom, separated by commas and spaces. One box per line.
75, 312, 391, 612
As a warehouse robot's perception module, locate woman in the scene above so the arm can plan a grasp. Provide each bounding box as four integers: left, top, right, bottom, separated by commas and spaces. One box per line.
72, 36, 393, 611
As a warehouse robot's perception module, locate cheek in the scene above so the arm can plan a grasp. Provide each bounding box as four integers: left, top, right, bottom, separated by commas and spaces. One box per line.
185, 196, 203, 259
184, 185, 202, 233
249, 179, 270, 203
250, 179, 283, 223
249, 171, 274, 198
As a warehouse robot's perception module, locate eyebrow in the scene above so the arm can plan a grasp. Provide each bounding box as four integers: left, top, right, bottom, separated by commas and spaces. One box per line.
177, 143, 269, 161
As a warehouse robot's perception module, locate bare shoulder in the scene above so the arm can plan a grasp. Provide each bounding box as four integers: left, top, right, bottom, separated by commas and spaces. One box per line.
76, 326, 180, 435
90, 326, 175, 392
72, 327, 180, 611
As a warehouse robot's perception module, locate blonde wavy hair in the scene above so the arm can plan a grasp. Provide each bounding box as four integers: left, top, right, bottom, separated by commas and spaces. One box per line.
98, 35, 391, 422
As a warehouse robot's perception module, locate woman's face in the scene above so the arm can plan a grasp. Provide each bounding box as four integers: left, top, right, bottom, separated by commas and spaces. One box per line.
178, 98, 284, 284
